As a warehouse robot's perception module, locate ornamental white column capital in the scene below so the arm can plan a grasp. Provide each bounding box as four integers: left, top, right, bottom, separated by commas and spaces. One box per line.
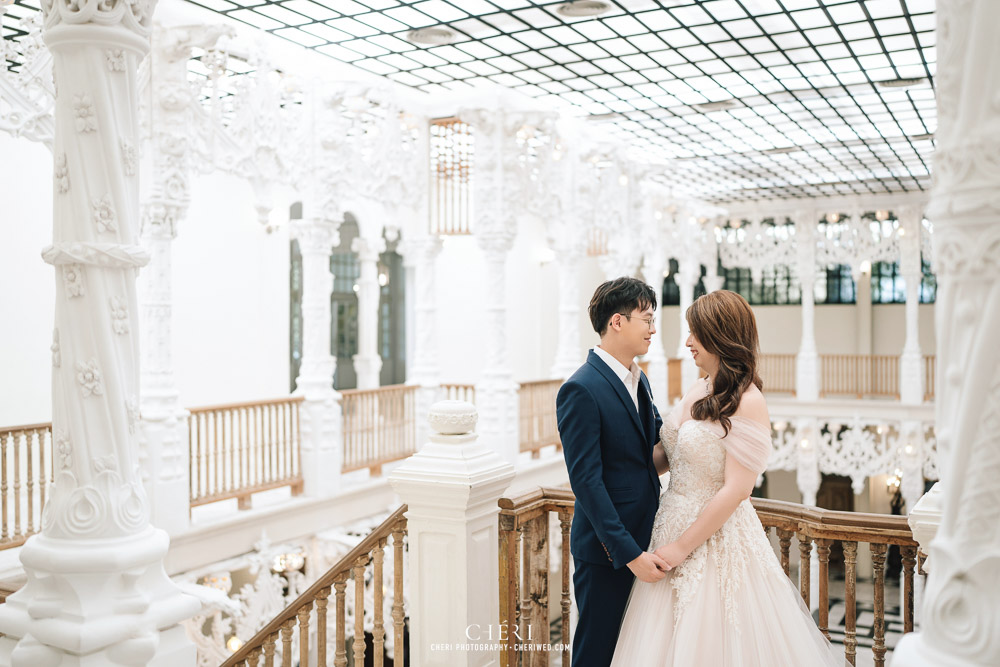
292, 218, 339, 255
398, 234, 443, 268
351, 235, 386, 263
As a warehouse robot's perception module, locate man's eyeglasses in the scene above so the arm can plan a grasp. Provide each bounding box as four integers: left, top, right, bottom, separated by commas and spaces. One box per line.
619, 313, 654, 330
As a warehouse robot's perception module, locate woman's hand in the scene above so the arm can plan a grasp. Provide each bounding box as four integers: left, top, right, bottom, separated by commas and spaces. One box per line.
654, 541, 690, 569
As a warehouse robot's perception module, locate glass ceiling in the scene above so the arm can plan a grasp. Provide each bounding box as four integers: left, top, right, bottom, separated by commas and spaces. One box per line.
3, 0, 937, 203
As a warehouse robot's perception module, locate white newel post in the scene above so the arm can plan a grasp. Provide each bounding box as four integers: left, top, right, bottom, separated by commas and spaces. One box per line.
894, 1, 1000, 665
399, 234, 444, 448
476, 231, 520, 463
795, 211, 820, 401
674, 257, 700, 390
389, 401, 516, 667
898, 206, 924, 405
641, 255, 668, 412
0, 1, 200, 664
292, 218, 342, 497
352, 235, 386, 390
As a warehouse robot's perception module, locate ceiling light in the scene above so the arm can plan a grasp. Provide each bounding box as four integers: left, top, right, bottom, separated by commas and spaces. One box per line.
586, 112, 625, 123
762, 146, 798, 155
557, 1, 612, 18
406, 27, 456, 45
692, 100, 739, 113
876, 77, 927, 89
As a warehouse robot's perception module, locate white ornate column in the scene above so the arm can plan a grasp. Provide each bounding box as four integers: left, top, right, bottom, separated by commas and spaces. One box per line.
389, 401, 516, 667
399, 234, 443, 447
0, 1, 200, 664
894, 2, 1000, 664
794, 210, 820, 401
898, 206, 925, 404
550, 239, 585, 380
674, 257, 701, 390
641, 254, 669, 412
351, 235, 385, 389
292, 218, 342, 497
476, 230, 520, 463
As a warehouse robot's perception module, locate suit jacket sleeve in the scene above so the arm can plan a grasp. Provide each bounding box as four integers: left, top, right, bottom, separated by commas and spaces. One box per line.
557, 381, 642, 569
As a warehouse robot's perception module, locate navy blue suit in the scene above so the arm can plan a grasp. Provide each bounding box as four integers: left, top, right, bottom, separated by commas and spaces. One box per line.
557, 350, 662, 667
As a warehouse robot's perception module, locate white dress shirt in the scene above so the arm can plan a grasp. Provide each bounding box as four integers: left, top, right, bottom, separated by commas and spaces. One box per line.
593, 346, 641, 412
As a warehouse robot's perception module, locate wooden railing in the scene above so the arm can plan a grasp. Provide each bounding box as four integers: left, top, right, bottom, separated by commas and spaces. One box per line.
442, 383, 476, 404
0, 423, 52, 549
498, 487, 575, 667
518, 379, 563, 458
667, 358, 682, 403
498, 488, 919, 667
222, 505, 408, 667
341, 384, 418, 474
188, 397, 304, 510
759, 353, 797, 395
820, 354, 900, 399
923, 355, 935, 402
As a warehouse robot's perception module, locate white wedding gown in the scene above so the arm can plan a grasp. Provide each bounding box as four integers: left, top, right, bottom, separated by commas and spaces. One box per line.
610, 413, 843, 666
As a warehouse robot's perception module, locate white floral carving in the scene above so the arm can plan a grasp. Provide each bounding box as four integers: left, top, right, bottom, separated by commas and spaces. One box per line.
75, 359, 104, 397
94, 454, 117, 474
55, 430, 72, 470
92, 194, 118, 233
73, 93, 97, 133
54, 153, 70, 193
51, 328, 61, 368
63, 264, 85, 297
109, 296, 129, 334
126, 396, 139, 434
121, 138, 136, 176
105, 48, 125, 72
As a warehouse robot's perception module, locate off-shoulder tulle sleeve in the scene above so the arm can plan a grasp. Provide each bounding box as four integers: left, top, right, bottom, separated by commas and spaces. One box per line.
723, 416, 772, 474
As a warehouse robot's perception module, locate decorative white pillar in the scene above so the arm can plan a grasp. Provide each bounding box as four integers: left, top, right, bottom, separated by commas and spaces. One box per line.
674, 257, 700, 390
641, 255, 669, 412
898, 420, 926, 513
352, 235, 385, 389
795, 211, 820, 401
894, 2, 1000, 664
550, 244, 585, 380
389, 401, 516, 667
476, 231, 520, 463
0, 1, 200, 663
292, 218, 342, 497
399, 234, 443, 447
898, 206, 925, 404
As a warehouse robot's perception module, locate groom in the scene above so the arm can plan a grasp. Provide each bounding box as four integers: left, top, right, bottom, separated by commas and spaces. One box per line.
556, 277, 670, 667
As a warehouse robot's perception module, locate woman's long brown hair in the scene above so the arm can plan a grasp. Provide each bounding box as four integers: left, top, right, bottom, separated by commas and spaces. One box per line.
686, 290, 763, 436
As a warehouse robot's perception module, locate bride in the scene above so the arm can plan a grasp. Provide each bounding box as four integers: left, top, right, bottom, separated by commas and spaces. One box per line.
610, 290, 842, 666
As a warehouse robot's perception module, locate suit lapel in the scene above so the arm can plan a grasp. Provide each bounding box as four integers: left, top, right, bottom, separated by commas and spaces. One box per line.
588, 351, 644, 438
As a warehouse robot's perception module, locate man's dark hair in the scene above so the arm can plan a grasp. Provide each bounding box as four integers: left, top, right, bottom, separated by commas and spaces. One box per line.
588, 277, 658, 336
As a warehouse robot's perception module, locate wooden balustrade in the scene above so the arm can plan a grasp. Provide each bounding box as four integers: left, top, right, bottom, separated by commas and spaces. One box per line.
0, 423, 52, 550
442, 383, 476, 404
518, 380, 563, 458
667, 358, 682, 403
499, 488, 919, 667
188, 397, 304, 510
923, 355, 935, 402
759, 353, 797, 395
222, 506, 408, 667
341, 384, 418, 475
820, 354, 900, 399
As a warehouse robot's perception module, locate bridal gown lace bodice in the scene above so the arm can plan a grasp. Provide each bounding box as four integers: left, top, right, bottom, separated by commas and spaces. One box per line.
649, 418, 783, 630
610, 408, 844, 667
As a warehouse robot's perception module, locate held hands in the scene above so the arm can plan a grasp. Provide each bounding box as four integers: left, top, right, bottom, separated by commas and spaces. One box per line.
653, 541, 690, 570
627, 551, 671, 583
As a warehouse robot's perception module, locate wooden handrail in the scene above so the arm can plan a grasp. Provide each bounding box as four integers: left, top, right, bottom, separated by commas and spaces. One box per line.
187, 396, 305, 413
0, 422, 53, 433
499, 487, 919, 667
222, 504, 408, 667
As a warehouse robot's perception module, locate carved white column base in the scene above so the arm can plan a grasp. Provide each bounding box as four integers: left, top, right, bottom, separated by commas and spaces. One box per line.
389, 401, 516, 667
296, 391, 342, 498
795, 349, 819, 401
900, 350, 925, 405
644, 357, 668, 413
474, 376, 519, 464
353, 354, 383, 391
0, 527, 199, 666
138, 411, 190, 537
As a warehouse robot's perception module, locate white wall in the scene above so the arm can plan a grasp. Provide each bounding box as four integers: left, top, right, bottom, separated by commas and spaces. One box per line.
172, 172, 290, 407
0, 135, 55, 426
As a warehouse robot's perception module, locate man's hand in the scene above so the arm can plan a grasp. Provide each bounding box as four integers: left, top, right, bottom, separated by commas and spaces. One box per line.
653, 541, 689, 570
627, 551, 670, 583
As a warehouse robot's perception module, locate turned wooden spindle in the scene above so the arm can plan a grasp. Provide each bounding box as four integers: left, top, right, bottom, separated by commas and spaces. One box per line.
777, 528, 793, 578
297, 602, 311, 667
373, 538, 386, 667
901, 545, 917, 634
262, 633, 277, 667
524, 515, 550, 664
316, 587, 330, 665
392, 523, 406, 667
498, 512, 519, 667
871, 543, 888, 667
279, 618, 294, 667
334, 574, 348, 667
843, 541, 858, 666
560, 510, 573, 667
798, 534, 812, 605
816, 538, 832, 640
352, 559, 367, 665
